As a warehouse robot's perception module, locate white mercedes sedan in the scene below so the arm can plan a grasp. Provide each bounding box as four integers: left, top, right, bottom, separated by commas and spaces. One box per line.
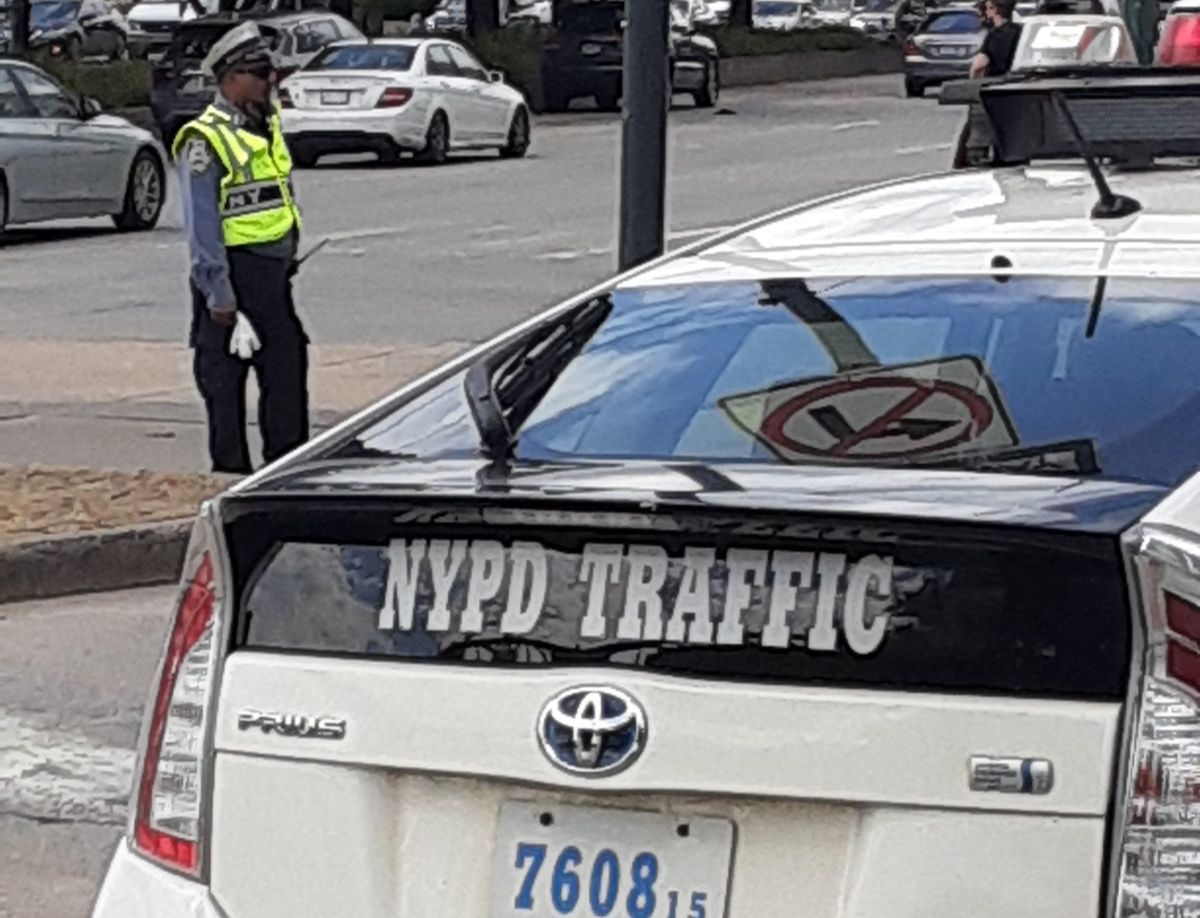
279, 38, 531, 167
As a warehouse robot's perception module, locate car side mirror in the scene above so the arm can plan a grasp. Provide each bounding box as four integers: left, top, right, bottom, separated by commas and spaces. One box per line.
80, 95, 102, 118
488, 69, 504, 82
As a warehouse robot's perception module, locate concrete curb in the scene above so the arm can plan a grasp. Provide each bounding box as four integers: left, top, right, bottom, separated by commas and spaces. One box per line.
722, 45, 902, 88
0, 520, 190, 605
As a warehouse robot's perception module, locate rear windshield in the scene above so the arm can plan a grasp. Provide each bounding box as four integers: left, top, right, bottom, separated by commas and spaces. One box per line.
922, 10, 980, 31
758, 2, 801, 14
308, 43, 415, 70
346, 276, 1200, 488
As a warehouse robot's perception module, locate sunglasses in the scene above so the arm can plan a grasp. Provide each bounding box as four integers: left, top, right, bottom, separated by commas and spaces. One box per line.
233, 64, 273, 79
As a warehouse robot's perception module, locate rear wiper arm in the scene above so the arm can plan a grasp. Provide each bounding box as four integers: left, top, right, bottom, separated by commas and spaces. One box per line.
464, 295, 612, 462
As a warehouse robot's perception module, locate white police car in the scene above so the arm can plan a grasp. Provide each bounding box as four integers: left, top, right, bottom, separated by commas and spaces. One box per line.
94, 71, 1200, 918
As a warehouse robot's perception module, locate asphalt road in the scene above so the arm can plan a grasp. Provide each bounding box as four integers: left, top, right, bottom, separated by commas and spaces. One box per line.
0, 76, 963, 917
0, 76, 960, 348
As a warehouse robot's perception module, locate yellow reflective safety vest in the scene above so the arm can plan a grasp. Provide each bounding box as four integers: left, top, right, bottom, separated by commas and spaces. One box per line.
172, 103, 300, 248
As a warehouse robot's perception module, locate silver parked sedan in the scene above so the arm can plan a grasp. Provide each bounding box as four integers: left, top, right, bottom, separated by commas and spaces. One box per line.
0, 57, 166, 234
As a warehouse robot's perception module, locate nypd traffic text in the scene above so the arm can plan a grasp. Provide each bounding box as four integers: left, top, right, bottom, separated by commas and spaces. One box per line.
378, 539, 895, 655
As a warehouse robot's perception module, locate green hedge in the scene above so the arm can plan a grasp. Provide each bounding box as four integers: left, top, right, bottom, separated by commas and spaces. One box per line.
35, 57, 152, 109
468, 22, 546, 103
703, 24, 870, 56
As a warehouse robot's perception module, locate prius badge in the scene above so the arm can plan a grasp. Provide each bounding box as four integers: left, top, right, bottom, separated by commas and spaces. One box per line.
538, 686, 646, 777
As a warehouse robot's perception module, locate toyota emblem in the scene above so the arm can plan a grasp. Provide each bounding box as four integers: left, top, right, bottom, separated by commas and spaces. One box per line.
537, 686, 647, 776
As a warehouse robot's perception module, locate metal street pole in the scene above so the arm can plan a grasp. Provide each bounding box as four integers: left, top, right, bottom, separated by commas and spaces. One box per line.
11, 0, 29, 54
618, 0, 671, 271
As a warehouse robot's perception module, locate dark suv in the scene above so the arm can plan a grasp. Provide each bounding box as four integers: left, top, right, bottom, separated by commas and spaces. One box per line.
540, 0, 719, 112
150, 8, 359, 144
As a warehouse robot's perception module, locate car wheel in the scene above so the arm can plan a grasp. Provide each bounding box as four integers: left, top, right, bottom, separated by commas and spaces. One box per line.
414, 111, 449, 165
694, 59, 719, 108
112, 149, 164, 231
904, 76, 924, 98
500, 107, 530, 159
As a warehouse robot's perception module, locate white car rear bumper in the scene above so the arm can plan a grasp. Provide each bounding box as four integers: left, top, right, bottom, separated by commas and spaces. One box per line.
92, 841, 225, 918
281, 105, 429, 152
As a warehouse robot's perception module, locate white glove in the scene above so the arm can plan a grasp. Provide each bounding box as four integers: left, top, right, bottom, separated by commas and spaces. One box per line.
228, 313, 261, 361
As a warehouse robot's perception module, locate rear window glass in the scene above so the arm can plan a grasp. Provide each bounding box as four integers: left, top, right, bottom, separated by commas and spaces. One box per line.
923, 10, 980, 31
346, 276, 1200, 488
308, 43, 415, 70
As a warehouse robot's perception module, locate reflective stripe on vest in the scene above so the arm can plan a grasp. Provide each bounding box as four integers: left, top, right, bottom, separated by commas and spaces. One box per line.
172, 104, 300, 248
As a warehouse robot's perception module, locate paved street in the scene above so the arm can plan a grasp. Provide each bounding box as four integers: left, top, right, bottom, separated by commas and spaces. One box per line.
0, 76, 960, 471
0, 587, 174, 918
0, 75, 962, 917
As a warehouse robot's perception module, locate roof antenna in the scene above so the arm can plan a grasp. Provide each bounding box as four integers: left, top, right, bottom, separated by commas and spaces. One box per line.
1050, 91, 1142, 221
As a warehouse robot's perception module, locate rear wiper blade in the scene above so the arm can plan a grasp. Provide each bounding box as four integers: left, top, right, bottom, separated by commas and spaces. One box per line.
464, 295, 612, 462
439, 636, 669, 663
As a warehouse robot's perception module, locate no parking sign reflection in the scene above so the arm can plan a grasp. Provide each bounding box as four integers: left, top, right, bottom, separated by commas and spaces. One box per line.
720, 356, 1019, 463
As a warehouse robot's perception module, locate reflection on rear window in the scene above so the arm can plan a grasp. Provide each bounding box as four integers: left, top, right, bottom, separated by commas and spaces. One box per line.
348, 276, 1200, 487
308, 43, 416, 70
924, 10, 980, 31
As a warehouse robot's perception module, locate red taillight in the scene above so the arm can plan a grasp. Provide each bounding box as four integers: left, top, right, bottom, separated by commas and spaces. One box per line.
132, 545, 219, 877
1159, 14, 1200, 65
376, 87, 413, 108
278, 87, 294, 109
903, 38, 919, 55
1114, 528, 1200, 912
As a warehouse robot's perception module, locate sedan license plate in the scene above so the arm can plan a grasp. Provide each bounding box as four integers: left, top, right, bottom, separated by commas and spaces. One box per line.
580, 41, 603, 55
491, 803, 734, 918
321, 90, 350, 105
937, 45, 969, 57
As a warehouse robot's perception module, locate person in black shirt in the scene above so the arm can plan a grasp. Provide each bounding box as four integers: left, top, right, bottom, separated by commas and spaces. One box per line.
970, 0, 1023, 76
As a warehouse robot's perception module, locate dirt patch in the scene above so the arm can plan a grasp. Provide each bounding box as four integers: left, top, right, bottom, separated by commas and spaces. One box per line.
0, 467, 231, 545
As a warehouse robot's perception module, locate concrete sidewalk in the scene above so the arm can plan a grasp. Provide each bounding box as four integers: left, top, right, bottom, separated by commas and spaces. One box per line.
0, 338, 469, 471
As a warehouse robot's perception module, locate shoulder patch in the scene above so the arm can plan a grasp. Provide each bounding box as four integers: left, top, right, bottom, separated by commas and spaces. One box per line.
183, 137, 213, 175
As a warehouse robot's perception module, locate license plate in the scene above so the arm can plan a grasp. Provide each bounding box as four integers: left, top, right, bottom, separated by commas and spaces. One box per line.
490, 803, 734, 918
938, 45, 969, 57
580, 41, 603, 55
321, 90, 350, 104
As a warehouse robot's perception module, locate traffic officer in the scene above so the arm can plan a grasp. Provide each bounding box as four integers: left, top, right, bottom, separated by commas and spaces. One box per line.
174, 21, 309, 474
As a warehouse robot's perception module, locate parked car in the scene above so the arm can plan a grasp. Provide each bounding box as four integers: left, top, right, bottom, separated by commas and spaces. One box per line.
541, 0, 720, 112
0, 58, 165, 233
505, 0, 552, 24
279, 37, 531, 166
1010, 13, 1136, 68
902, 5, 983, 96
811, 0, 858, 27
150, 10, 363, 145
424, 0, 466, 33
1159, 0, 1200, 63
126, 0, 219, 59
28, 0, 129, 59
753, 0, 813, 29
849, 0, 900, 37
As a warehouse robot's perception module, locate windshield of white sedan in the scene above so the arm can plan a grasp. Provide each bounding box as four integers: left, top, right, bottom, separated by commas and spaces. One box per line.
308, 44, 416, 70
346, 276, 1200, 487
